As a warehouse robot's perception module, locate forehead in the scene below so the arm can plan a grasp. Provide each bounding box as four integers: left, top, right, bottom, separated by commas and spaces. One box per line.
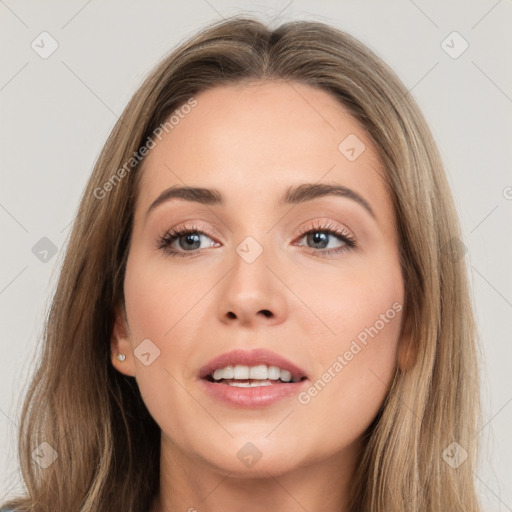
136, 80, 390, 220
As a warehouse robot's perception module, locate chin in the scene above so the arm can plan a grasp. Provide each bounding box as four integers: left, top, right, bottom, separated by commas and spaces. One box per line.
190, 433, 310, 477
208, 452, 302, 478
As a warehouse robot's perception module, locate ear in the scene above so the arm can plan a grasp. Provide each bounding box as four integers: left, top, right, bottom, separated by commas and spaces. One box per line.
110, 303, 136, 377
397, 307, 417, 372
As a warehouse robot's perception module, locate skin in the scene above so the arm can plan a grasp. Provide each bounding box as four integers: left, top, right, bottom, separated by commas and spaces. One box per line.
111, 80, 409, 512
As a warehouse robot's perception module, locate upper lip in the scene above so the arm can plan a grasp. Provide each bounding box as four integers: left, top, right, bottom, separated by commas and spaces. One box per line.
199, 349, 309, 380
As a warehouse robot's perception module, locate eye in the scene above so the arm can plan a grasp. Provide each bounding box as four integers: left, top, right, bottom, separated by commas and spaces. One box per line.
157, 225, 218, 257
157, 221, 356, 258
295, 221, 356, 257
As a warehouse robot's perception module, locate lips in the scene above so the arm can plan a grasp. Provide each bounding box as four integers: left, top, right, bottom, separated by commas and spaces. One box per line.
198, 349, 310, 408
199, 348, 309, 382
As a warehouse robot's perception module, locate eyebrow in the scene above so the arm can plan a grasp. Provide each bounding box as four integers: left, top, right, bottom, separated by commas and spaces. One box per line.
145, 182, 375, 219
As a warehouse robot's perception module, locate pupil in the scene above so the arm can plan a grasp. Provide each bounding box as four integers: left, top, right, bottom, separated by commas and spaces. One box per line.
181, 233, 201, 250
308, 232, 328, 249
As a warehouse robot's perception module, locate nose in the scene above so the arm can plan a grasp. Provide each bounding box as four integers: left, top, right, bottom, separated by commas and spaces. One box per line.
217, 238, 288, 328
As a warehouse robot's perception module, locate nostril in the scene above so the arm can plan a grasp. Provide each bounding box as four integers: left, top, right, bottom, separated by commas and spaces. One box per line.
259, 309, 272, 318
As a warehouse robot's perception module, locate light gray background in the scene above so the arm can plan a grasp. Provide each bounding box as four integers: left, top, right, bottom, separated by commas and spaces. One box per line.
1, 0, 511, 509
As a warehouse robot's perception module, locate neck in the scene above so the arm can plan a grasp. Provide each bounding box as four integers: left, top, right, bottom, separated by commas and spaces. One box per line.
150, 434, 360, 512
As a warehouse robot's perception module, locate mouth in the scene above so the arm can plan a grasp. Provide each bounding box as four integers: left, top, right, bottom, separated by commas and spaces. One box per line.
204, 363, 308, 387
199, 349, 309, 407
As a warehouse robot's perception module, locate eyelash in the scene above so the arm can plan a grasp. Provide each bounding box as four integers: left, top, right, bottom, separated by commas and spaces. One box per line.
156, 221, 356, 258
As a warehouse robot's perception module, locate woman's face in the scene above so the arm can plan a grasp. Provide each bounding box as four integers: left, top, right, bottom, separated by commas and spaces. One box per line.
112, 80, 406, 477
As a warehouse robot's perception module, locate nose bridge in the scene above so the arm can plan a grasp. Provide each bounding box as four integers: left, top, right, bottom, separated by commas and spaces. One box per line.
217, 231, 287, 325
230, 233, 274, 298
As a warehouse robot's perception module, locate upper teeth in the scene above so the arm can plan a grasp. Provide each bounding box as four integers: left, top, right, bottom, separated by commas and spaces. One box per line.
212, 364, 298, 382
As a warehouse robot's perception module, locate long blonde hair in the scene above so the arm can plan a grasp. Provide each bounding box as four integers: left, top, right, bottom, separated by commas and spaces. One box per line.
2, 16, 480, 512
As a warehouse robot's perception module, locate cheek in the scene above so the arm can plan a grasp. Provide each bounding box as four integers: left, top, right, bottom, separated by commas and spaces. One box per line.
296, 253, 404, 355
122, 249, 212, 341
294, 261, 404, 437
122, 253, 208, 443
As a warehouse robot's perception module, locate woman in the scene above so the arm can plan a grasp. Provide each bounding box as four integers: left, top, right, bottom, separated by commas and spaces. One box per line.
1, 16, 481, 512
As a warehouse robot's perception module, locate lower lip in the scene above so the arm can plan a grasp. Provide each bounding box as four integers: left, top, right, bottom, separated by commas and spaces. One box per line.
200, 379, 309, 408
